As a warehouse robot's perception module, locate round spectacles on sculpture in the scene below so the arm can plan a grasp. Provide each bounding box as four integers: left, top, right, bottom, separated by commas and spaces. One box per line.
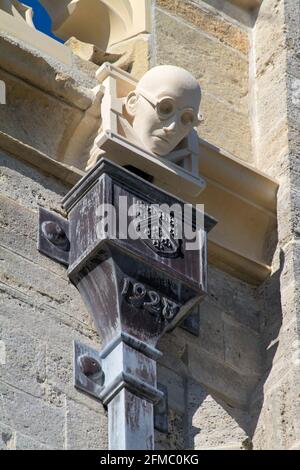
123, 65, 202, 157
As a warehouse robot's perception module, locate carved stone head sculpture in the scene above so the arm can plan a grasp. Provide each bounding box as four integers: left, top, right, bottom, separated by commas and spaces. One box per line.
125, 65, 202, 156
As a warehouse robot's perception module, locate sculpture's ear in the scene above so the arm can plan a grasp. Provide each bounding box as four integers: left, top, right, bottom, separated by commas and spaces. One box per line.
125, 91, 139, 117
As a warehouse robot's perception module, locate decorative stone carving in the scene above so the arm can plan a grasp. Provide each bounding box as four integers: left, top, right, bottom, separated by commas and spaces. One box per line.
65, 36, 122, 66
39, 0, 151, 50
63, 63, 205, 200
124, 65, 202, 157
0, 0, 34, 27
37, 158, 216, 449
58, 158, 215, 449
90, 64, 202, 167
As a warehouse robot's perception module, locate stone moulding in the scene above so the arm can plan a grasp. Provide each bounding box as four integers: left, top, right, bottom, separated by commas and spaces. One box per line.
0, 9, 72, 65
198, 140, 279, 284
39, 0, 152, 50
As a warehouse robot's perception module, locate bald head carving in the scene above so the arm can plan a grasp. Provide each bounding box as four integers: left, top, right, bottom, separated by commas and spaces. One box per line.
125, 65, 201, 156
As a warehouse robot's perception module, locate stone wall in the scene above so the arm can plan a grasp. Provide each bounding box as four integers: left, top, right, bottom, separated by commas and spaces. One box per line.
0, 148, 262, 450
1, 0, 299, 451
0, 152, 108, 449
153, 0, 300, 450
249, 0, 300, 449
154, 0, 253, 163
157, 265, 262, 450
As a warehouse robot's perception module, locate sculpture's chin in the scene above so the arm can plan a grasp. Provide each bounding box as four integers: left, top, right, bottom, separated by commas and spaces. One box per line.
152, 149, 169, 157
144, 137, 175, 157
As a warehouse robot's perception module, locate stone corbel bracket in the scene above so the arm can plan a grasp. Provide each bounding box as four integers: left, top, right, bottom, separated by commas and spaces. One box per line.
38, 158, 216, 449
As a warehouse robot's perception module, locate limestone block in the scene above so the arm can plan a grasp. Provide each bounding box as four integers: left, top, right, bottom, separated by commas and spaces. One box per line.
187, 345, 258, 407
207, 265, 260, 332
229, 0, 262, 8
192, 0, 254, 26
223, 316, 261, 375
156, 0, 249, 54
155, 409, 185, 450
65, 36, 122, 66
0, 318, 46, 398
0, 340, 5, 365
0, 287, 98, 356
157, 329, 189, 377
186, 379, 249, 450
66, 398, 108, 450
0, 78, 5, 104
288, 86, 300, 126
157, 365, 185, 413
276, 175, 294, 245
15, 432, 52, 450
108, 34, 151, 80
198, 299, 225, 362
254, 0, 286, 76
199, 93, 252, 162
0, 70, 83, 162
252, 369, 300, 449
0, 33, 96, 108
255, 56, 287, 146
0, 151, 68, 211
280, 240, 300, 290
0, 422, 15, 450
256, 118, 288, 174
155, 8, 249, 112
0, 10, 72, 66
0, 245, 91, 326
0, 380, 65, 449
0, 194, 67, 278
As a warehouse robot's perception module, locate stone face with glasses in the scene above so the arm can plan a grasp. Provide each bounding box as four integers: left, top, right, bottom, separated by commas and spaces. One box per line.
125, 65, 202, 156
83, 63, 205, 199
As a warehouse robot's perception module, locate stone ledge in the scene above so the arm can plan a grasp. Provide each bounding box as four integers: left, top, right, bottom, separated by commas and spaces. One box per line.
0, 10, 72, 66
197, 140, 278, 284
0, 132, 84, 188
0, 29, 97, 111
0, 128, 278, 285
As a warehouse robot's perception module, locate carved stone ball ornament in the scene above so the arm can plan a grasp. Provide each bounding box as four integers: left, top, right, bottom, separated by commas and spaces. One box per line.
125, 65, 202, 157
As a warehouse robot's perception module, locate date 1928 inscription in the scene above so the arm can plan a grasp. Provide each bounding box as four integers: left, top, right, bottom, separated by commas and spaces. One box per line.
121, 278, 180, 322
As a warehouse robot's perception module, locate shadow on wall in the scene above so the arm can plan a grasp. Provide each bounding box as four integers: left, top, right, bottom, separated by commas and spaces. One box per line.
247, 248, 284, 442
185, 242, 283, 449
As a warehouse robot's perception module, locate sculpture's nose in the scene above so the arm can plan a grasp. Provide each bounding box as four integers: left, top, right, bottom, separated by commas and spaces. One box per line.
163, 119, 177, 134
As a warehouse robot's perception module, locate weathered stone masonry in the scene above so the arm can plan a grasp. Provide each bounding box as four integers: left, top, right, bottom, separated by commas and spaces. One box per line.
0, 0, 299, 450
